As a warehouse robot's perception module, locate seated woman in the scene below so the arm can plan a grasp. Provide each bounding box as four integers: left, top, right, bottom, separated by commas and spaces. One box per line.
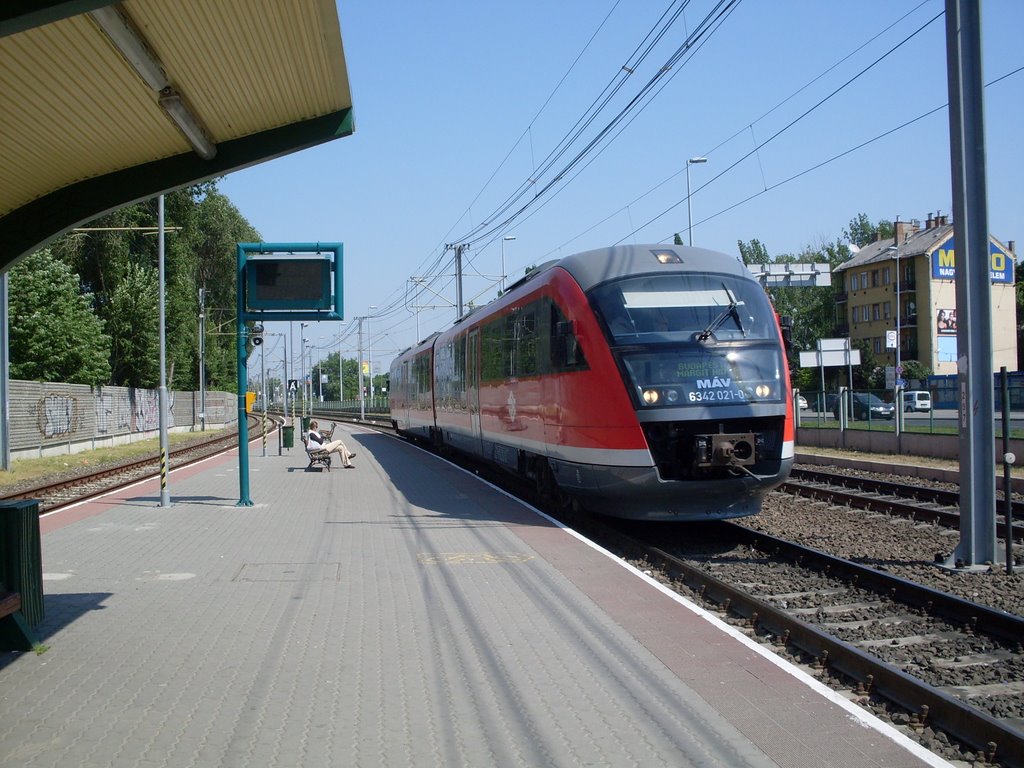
306, 420, 356, 468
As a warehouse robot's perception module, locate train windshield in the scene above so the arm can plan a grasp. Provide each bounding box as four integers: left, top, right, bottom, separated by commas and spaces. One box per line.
589, 273, 784, 407
590, 273, 776, 342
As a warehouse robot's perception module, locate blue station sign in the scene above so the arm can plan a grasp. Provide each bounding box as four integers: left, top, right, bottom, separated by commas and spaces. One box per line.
931, 235, 1014, 283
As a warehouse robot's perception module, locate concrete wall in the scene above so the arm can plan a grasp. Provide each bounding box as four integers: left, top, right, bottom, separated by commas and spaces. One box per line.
9, 380, 236, 459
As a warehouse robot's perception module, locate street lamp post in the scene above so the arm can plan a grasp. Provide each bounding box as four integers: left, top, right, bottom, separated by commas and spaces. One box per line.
686, 156, 707, 246
306, 343, 314, 409
367, 305, 377, 407
887, 243, 902, 390
299, 322, 308, 417
501, 235, 516, 293
301, 337, 309, 418
317, 352, 323, 402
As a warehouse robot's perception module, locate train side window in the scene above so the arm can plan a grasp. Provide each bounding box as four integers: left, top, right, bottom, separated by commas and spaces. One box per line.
550, 303, 587, 372
480, 317, 507, 382
513, 306, 539, 377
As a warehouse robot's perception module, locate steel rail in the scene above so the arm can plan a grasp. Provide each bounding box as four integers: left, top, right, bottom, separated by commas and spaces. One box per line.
614, 522, 1024, 766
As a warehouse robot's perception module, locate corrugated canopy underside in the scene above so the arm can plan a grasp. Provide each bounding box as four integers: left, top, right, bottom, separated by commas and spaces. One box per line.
0, 0, 354, 269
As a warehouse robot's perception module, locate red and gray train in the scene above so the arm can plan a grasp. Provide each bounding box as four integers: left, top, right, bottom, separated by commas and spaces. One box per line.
389, 244, 794, 520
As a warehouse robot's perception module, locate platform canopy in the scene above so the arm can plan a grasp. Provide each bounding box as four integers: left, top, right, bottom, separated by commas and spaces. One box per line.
0, 0, 355, 271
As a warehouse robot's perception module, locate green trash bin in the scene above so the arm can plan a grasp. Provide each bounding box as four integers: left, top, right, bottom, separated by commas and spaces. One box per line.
282, 425, 295, 449
301, 416, 311, 432
0, 500, 43, 626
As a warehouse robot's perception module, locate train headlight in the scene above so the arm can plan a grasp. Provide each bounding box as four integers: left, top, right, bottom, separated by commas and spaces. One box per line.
755, 384, 771, 398
665, 389, 679, 403
642, 388, 660, 405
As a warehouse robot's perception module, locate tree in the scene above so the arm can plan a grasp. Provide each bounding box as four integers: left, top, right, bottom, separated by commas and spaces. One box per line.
737, 237, 854, 392
107, 262, 159, 387
901, 359, 932, 387
49, 182, 260, 392
8, 249, 111, 384
844, 213, 893, 249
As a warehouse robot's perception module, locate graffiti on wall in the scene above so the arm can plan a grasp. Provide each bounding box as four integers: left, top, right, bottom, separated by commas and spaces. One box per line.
34, 395, 81, 439
95, 391, 132, 435
131, 389, 175, 432
11, 381, 230, 453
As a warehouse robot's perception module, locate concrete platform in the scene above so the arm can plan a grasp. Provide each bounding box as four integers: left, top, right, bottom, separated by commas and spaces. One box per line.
0, 424, 952, 767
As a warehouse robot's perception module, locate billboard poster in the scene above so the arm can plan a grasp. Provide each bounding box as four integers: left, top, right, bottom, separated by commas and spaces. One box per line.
936, 308, 957, 335
931, 235, 1014, 283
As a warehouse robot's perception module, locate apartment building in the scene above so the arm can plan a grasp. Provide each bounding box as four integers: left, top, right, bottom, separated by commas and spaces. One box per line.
833, 214, 1017, 375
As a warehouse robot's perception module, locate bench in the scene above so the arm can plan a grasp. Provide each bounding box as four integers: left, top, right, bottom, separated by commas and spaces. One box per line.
301, 423, 337, 472
302, 438, 332, 471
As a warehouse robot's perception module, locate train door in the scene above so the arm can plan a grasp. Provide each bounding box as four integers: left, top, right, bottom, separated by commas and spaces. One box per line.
394, 360, 408, 429
467, 328, 483, 451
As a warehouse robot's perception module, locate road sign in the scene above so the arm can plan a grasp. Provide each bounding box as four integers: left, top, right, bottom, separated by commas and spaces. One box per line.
288, 379, 298, 392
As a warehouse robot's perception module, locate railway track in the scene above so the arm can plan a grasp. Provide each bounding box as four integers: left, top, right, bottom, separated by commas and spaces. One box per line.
593, 518, 1024, 767
785, 466, 1024, 544
1, 418, 270, 513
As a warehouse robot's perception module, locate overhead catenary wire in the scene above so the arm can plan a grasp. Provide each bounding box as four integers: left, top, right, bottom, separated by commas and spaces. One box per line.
354, 2, 1017, 368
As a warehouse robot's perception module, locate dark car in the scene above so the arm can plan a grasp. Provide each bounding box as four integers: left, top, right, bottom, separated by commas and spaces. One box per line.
833, 392, 895, 420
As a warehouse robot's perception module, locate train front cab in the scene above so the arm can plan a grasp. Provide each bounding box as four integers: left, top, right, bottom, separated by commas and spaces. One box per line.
551, 258, 794, 520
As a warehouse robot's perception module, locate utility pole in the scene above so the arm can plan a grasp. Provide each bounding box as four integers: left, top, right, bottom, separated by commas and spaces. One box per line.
357, 317, 365, 420
449, 243, 469, 319
157, 195, 170, 507
198, 287, 206, 432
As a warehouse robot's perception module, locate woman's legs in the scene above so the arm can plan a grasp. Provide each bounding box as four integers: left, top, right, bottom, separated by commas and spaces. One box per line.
320, 439, 355, 467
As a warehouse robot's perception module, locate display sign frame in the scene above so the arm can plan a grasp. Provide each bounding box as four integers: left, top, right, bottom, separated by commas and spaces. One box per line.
237, 242, 344, 321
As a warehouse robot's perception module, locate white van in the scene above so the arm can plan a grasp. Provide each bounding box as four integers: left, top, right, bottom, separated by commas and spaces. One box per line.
902, 390, 931, 413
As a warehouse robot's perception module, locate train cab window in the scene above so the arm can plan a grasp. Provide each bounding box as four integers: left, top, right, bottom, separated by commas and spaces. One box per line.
591, 273, 775, 343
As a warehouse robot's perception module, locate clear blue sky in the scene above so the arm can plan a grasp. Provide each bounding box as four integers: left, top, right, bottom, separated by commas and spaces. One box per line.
219, 0, 1024, 384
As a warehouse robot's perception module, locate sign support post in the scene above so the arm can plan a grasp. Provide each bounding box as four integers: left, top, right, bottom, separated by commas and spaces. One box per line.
235, 242, 345, 507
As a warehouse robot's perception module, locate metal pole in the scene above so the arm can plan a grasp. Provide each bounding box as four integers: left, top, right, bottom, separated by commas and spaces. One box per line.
501, 235, 516, 293
894, 238, 902, 438
339, 337, 344, 407
0, 274, 9, 470
946, 0, 997, 567
358, 317, 365, 420
685, 157, 707, 246
686, 163, 693, 246
300, 333, 307, 419
157, 195, 171, 507
283, 333, 289, 429
260, 341, 266, 458
1001, 367, 1014, 574
455, 244, 464, 319
198, 287, 206, 432
368, 316, 373, 407
234, 243, 252, 506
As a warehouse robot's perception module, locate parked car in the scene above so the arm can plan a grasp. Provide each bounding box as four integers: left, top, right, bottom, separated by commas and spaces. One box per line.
797, 394, 809, 410
833, 392, 895, 420
902, 390, 932, 413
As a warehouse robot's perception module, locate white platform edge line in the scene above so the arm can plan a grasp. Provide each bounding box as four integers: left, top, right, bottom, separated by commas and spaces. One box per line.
419, 443, 955, 768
